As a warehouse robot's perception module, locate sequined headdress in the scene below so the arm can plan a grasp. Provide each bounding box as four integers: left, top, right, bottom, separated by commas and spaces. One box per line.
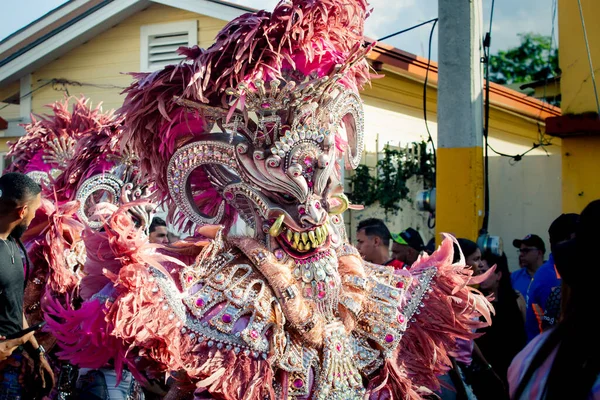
121, 0, 372, 251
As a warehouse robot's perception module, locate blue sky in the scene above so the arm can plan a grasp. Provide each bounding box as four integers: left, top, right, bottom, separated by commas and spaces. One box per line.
1, 0, 556, 59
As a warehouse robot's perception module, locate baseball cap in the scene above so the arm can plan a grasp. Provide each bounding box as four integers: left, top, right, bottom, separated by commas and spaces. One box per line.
548, 213, 579, 245
391, 228, 424, 251
512, 234, 546, 253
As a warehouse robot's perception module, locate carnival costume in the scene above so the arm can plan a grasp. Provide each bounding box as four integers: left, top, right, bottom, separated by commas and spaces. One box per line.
6, 97, 152, 399
44, 0, 494, 398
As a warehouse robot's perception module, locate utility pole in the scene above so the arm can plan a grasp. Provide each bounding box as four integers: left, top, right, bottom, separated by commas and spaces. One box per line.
435, 0, 485, 243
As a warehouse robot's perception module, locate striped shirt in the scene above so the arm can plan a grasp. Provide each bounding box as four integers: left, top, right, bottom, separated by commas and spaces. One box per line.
508, 328, 600, 399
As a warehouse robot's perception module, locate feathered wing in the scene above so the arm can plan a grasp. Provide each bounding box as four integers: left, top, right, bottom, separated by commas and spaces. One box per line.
367, 235, 494, 398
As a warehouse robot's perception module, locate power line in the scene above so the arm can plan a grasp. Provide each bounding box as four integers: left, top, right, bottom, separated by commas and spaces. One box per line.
0, 78, 127, 112
422, 19, 438, 181
376, 18, 439, 42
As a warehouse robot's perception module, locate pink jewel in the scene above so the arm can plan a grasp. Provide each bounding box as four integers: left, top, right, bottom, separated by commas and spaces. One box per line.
398, 314, 405, 323
396, 281, 405, 289
293, 379, 304, 389
250, 329, 259, 339
225, 192, 234, 200
305, 287, 313, 297
299, 207, 306, 215
335, 343, 342, 352
317, 282, 325, 290
274, 249, 285, 260
306, 167, 313, 173
304, 157, 312, 166
318, 290, 326, 299
195, 298, 205, 307
187, 276, 193, 283
255, 154, 261, 160
385, 334, 394, 343
307, 181, 314, 188
222, 314, 232, 323
314, 202, 320, 209
261, 102, 271, 108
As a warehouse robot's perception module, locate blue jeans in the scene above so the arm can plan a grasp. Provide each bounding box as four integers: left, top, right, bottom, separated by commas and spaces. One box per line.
0, 352, 23, 400
76, 368, 144, 400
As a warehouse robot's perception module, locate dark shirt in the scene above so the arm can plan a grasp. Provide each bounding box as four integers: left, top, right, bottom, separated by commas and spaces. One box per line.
0, 236, 24, 336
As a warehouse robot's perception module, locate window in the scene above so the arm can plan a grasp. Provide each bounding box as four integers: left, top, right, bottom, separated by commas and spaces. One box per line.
0, 152, 8, 173
141, 20, 198, 72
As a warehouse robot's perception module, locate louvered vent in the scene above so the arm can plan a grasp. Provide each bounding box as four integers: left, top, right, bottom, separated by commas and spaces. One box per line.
141, 21, 197, 71
148, 32, 188, 70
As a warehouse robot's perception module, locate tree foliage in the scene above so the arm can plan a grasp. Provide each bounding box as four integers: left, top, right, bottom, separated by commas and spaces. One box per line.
489, 33, 558, 85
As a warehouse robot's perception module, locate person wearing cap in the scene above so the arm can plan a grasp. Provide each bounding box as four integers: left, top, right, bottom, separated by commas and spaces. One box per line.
524, 213, 578, 343
355, 218, 404, 270
391, 228, 425, 268
511, 234, 546, 301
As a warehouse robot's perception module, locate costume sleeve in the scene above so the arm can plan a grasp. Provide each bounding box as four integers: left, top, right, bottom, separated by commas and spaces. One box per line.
366, 236, 494, 398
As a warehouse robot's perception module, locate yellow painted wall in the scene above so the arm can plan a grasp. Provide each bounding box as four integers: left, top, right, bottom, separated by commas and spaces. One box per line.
557, 0, 600, 212
561, 136, 600, 213
558, 0, 600, 114
30, 3, 227, 114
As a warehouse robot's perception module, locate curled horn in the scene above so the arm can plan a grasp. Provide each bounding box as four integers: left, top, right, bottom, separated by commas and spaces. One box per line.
75, 173, 124, 229
167, 137, 241, 226
330, 89, 364, 170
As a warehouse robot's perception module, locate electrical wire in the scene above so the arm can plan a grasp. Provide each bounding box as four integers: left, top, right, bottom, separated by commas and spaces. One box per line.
0, 78, 128, 113
423, 19, 438, 181
0, 79, 56, 112
576, 0, 600, 116
376, 18, 439, 42
481, 0, 495, 233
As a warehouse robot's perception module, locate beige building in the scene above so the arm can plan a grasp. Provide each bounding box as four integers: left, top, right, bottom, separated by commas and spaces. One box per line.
0, 0, 561, 269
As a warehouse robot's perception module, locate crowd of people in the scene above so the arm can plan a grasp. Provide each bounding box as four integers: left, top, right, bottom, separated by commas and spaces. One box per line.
1, 0, 599, 397
353, 209, 600, 399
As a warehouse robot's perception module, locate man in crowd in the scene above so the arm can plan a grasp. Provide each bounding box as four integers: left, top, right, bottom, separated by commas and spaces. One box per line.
0, 173, 54, 397
511, 234, 546, 300
525, 213, 578, 342
355, 218, 404, 269
149, 216, 169, 244
391, 227, 425, 268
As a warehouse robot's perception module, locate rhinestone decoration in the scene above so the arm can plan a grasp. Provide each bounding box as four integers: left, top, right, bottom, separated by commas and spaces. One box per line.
75, 173, 124, 229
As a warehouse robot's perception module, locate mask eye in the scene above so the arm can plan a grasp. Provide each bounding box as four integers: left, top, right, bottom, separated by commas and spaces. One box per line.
280, 193, 295, 202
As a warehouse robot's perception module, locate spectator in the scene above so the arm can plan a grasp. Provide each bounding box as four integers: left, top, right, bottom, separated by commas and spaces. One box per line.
508, 200, 600, 399
511, 234, 546, 300
355, 218, 403, 269
149, 217, 169, 244
525, 213, 578, 343
167, 231, 180, 244
0, 173, 54, 397
390, 227, 424, 267
477, 251, 527, 390
424, 237, 436, 255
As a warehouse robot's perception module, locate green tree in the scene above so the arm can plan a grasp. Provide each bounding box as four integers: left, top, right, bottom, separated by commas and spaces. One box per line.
489, 33, 558, 85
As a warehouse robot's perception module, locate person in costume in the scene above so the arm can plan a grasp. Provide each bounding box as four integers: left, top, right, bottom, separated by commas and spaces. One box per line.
45, 0, 494, 398
7, 97, 155, 399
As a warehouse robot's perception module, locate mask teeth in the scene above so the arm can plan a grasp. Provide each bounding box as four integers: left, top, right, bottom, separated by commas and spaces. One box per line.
282, 225, 329, 251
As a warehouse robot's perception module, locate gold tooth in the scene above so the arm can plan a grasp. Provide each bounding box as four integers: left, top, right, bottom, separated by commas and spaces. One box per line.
311, 240, 317, 249
298, 242, 305, 251
308, 230, 317, 246
291, 241, 298, 249
294, 232, 300, 246
269, 214, 285, 237
316, 226, 323, 243
322, 224, 328, 235
287, 229, 293, 242
301, 232, 309, 245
